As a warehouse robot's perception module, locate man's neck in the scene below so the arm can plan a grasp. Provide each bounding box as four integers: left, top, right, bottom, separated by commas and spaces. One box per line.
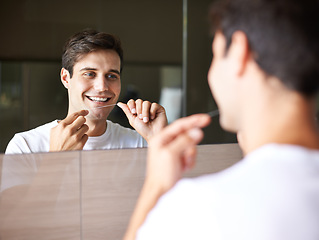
239, 91, 319, 155
85, 118, 108, 137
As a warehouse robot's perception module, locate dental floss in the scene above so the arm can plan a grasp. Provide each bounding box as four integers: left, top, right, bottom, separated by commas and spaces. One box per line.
92, 103, 118, 109
207, 109, 219, 118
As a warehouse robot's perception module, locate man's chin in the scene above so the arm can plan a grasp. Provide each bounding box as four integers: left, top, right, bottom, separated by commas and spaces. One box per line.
219, 117, 238, 134
86, 112, 109, 121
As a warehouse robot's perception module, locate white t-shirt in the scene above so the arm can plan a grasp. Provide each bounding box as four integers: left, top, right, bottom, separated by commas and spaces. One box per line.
5, 120, 147, 154
137, 144, 319, 240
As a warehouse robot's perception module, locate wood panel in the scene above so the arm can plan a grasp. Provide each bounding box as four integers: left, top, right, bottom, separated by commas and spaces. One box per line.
0, 151, 81, 240
0, 144, 242, 239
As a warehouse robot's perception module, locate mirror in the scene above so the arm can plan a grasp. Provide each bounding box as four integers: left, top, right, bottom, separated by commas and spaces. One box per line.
0, 0, 237, 153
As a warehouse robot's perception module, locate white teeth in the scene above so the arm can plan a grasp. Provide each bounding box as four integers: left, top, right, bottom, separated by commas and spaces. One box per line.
88, 96, 109, 102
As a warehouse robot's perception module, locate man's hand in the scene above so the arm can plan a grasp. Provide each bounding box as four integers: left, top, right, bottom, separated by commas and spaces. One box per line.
117, 99, 168, 142
145, 114, 211, 194
50, 110, 89, 152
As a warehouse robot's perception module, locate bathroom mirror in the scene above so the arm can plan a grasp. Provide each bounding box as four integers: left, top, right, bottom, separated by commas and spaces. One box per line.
0, 0, 237, 153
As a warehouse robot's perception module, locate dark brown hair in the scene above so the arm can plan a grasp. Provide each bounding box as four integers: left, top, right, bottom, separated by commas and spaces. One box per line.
62, 29, 123, 77
210, 0, 319, 97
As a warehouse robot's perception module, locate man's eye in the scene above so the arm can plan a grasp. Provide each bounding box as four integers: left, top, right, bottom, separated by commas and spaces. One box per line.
107, 74, 120, 80
83, 72, 95, 78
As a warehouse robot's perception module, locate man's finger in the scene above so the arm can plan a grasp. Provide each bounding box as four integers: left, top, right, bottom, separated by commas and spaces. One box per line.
152, 114, 211, 146
166, 128, 203, 155
150, 103, 161, 120
63, 110, 89, 125
182, 143, 198, 170
71, 116, 87, 134
73, 133, 89, 150
142, 101, 151, 123
127, 99, 137, 114
135, 99, 143, 119
76, 124, 89, 137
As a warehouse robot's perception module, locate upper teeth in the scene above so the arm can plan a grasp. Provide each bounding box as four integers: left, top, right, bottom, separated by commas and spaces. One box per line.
88, 96, 109, 102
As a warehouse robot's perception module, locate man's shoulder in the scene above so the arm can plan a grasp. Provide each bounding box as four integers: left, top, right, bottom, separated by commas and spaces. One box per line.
164, 144, 319, 198
5, 120, 59, 154
243, 144, 319, 166
15, 120, 59, 139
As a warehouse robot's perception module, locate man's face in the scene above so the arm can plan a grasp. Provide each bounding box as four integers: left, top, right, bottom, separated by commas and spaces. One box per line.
64, 49, 121, 121
208, 31, 240, 132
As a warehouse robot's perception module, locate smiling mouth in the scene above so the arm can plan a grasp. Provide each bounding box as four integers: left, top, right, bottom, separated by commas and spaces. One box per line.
86, 96, 111, 103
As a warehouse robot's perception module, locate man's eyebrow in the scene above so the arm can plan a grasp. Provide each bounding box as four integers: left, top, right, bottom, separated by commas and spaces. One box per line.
80, 67, 97, 71
109, 69, 120, 75
79, 67, 120, 75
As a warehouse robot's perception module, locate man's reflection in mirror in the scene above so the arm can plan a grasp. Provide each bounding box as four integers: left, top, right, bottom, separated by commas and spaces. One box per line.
5, 29, 168, 154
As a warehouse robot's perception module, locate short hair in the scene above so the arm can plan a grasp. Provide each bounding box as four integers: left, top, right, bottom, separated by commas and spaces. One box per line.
62, 29, 123, 78
210, 0, 319, 97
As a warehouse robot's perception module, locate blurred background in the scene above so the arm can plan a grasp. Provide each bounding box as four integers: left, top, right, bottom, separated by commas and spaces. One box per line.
0, 0, 238, 153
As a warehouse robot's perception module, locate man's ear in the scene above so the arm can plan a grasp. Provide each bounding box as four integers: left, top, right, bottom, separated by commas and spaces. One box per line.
228, 31, 250, 76
60, 68, 71, 89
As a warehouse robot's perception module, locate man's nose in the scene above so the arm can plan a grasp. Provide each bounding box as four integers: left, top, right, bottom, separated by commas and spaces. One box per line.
94, 76, 109, 91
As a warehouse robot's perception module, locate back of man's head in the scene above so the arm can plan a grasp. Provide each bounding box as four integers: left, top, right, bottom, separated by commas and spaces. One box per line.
62, 29, 123, 78
210, 0, 319, 97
